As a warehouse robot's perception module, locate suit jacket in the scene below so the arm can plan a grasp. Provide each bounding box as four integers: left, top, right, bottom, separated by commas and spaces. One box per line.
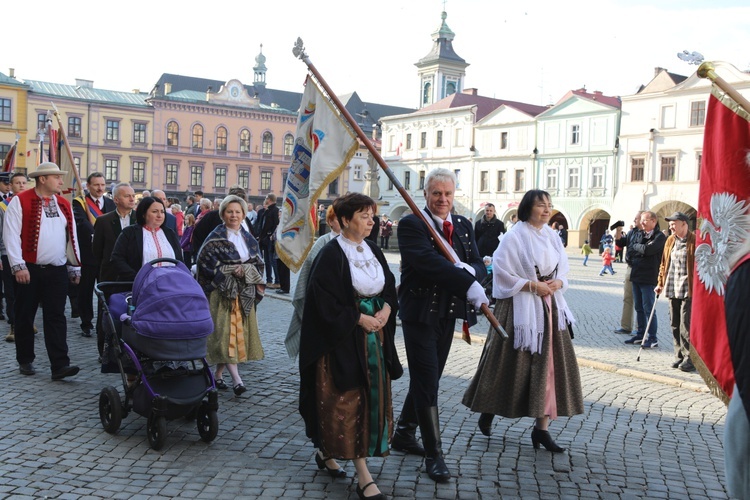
164, 211, 178, 233
110, 224, 183, 281
258, 203, 279, 244
93, 209, 136, 282
397, 209, 485, 326
73, 194, 116, 266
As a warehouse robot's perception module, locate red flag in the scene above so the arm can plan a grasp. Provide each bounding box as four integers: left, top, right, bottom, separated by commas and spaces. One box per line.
691, 87, 750, 404
2, 141, 16, 172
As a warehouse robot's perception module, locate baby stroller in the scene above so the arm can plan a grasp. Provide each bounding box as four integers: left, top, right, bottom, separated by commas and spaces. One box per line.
94, 258, 218, 451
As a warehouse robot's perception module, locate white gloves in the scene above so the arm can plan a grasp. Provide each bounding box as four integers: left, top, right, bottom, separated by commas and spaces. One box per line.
454, 262, 476, 277
466, 281, 489, 310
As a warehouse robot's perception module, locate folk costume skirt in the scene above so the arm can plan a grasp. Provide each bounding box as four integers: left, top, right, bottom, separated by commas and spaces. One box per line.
206, 294, 264, 364
462, 297, 583, 418
314, 299, 393, 460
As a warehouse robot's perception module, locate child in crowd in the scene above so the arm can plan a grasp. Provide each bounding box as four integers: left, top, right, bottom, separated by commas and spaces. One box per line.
599, 247, 616, 276
581, 240, 592, 266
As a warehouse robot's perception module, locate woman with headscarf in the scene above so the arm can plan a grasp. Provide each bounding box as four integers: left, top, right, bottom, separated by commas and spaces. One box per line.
462, 189, 583, 452
197, 195, 265, 396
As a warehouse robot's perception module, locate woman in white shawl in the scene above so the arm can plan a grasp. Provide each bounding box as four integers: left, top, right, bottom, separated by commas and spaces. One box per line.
462, 189, 583, 452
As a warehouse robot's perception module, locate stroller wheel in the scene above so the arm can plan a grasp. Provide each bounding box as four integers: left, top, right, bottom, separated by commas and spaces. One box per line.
99, 386, 123, 434
147, 413, 167, 451
196, 403, 219, 443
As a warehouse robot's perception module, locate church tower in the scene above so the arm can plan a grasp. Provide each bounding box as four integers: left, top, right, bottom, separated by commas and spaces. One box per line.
253, 44, 267, 89
415, 10, 469, 108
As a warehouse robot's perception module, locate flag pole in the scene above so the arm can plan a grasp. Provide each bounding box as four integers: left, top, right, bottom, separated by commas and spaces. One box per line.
292, 38, 507, 342
51, 102, 84, 197
698, 62, 750, 115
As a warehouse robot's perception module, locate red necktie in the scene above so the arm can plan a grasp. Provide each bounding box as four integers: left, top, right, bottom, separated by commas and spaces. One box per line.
443, 220, 453, 246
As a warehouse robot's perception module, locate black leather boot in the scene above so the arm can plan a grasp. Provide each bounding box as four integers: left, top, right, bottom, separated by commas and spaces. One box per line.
391, 394, 425, 456
417, 406, 451, 482
478, 413, 494, 437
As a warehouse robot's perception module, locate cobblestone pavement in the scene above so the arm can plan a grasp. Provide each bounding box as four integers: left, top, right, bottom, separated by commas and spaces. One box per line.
0, 248, 730, 499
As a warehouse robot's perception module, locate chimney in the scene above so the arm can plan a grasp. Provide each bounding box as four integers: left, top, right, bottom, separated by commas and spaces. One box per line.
654, 67, 666, 77
9, 68, 15, 79
462, 88, 478, 96
75, 79, 94, 88
164, 82, 172, 94
132, 89, 140, 94
206, 86, 212, 101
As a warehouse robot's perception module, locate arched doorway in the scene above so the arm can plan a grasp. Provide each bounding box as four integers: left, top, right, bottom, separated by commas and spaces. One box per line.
649, 200, 698, 232
580, 209, 611, 249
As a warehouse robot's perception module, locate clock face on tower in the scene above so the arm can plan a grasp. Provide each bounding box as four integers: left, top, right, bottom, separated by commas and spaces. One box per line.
230, 85, 240, 98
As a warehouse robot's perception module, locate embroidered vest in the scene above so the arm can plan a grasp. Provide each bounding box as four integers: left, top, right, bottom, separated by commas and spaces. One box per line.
17, 189, 80, 265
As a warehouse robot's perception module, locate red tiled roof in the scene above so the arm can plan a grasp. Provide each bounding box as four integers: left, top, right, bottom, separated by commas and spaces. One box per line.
418, 91, 548, 121
555, 88, 622, 109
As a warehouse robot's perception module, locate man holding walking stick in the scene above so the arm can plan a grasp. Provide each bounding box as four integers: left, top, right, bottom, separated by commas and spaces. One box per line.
624, 211, 666, 348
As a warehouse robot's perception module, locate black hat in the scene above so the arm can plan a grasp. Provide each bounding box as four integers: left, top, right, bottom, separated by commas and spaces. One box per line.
0, 172, 10, 183
609, 220, 625, 231
665, 212, 689, 222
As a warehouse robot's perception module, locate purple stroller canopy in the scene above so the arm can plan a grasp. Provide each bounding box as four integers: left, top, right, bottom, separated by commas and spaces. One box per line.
131, 259, 213, 340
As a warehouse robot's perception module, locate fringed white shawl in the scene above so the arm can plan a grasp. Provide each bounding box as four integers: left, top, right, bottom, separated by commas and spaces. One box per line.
492, 221, 575, 354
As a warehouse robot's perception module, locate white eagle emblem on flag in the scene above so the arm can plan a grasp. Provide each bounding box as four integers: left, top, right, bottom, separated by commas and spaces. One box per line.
695, 192, 750, 295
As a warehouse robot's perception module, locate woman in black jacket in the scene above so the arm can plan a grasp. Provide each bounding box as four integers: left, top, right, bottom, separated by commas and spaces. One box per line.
110, 196, 183, 280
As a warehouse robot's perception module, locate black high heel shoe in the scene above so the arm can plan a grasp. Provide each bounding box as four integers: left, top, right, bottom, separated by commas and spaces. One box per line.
356, 481, 387, 500
531, 427, 565, 453
478, 413, 493, 437
315, 451, 347, 478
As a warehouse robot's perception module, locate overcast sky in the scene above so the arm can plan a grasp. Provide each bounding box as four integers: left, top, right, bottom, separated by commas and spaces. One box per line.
6, 0, 750, 109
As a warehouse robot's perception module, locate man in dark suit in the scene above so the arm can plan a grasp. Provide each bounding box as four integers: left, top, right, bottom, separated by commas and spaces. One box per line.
392, 168, 488, 482
257, 193, 280, 288
73, 172, 116, 337
92, 182, 136, 355
152, 189, 177, 233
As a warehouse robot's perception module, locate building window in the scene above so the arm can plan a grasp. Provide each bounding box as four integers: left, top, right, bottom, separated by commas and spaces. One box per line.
192, 124, 204, 150
167, 121, 179, 147
406, 133, 412, 150
500, 131, 508, 150
690, 101, 706, 127
216, 127, 228, 153
190, 165, 203, 187
133, 122, 146, 144
497, 171, 506, 192
282, 169, 289, 188
420, 132, 427, 149
283, 134, 294, 157
73, 156, 81, 175
353, 165, 362, 180
661, 104, 676, 129
422, 82, 432, 105
215, 167, 227, 188
68, 117, 82, 138
404, 171, 411, 190
446, 81, 457, 95
0, 98, 10, 122
514, 169, 525, 192
454, 128, 463, 147
388, 177, 394, 190
480, 171, 489, 191
570, 124, 580, 145
328, 177, 339, 195
262, 132, 273, 157
567, 167, 580, 189
592, 165, 604, 188
436, 130, 443, 148
165, 163, 178, 185
260, 170, 272, 191
419, 171, 425, 190
455, 169, 462, 189
0, 144, 9, 160
631, 157, 644, 181
104, 159, 118, 182
37, 113, 46, 134
546, 168, 557, 190
132, 161, 145, 184
696, 152, 702, 181
106, 120, 120, 141
660, 156, 676, 181
238, 169, 250, 189
239, 129, 251, 154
